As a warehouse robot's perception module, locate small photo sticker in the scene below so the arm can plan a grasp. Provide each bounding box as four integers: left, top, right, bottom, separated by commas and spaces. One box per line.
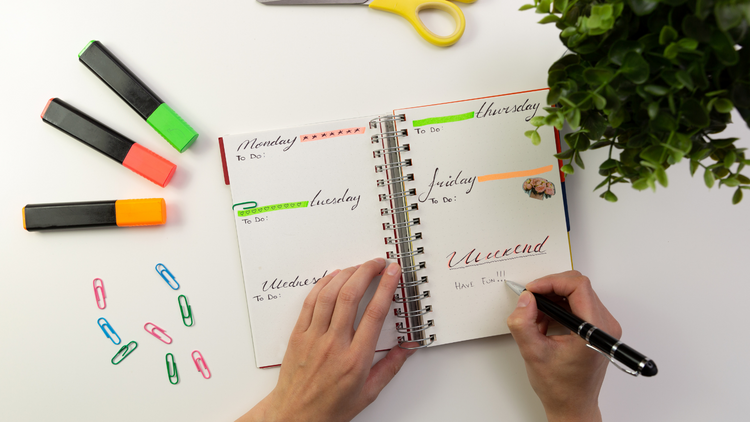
523, 178, 556, 200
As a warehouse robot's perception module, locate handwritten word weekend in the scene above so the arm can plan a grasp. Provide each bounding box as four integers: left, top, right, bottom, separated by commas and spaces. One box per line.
447, 236, 550, 270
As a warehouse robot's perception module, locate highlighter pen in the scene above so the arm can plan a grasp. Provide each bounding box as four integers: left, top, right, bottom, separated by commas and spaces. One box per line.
23, 199, 166, 231
41, 98, 176, 187
78, 40, 198, 152
505, 280, 658, 377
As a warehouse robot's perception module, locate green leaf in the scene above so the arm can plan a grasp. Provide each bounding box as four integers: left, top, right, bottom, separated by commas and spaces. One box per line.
555, 149, 575, 160
714, 98, 734, 114
553, 0, 568, 13
632, 177, 650, 190
531, 130, 542, 146
695, 0, 713, 20
738, 174, 750, 184
570, 92, 593, 110
601, 190, 619, 202
609, 107, 627, 128
621, 52, 650, 84
723, 176, 740, 187
600, 158, 619, 170
659, 26, 679, 45
714, 2, 742, 31
724, 151, 737, 168
574, 151, 586, 169
530, 116, 545, 127
594, 178, 610, 190
680, 98, 710, 128
690, 160, 700, 176
592, 92, 607, 110
641, 145, 668, 164
675, 70, 695, 91
609, 40, 642, 65
582, 111, 607, 140
733, 187, 743, 204
676, 38, 699, 50
583, 68, 614, 85
538, 15, 561, 24
664, 43, 680, 60
682, 14, 711, 43
562, 164, 575, 174
519, 4, 535, 11
567, 107, 581, 128
655, 166, 668, 187
644, 85, 670, 96
709, 30, 739, 66
627, 0, 659, 16
650, 112, 678, 131
648, 102, 660, 119
561, 27, 577, 38
705, 168, 716, 188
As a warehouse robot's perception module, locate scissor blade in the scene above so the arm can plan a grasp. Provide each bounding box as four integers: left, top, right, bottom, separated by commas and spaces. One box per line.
257, 0, 368, 4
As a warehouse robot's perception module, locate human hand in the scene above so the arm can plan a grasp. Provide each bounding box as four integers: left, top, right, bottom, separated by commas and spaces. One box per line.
506, 271, 621, 422
238, 258, 416, 422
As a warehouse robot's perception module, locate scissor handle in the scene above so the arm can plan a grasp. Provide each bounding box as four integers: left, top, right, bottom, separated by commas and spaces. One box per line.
369, 0, 474, 47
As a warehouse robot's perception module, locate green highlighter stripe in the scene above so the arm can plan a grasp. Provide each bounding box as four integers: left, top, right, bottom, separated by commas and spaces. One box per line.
412, 111, 475, 127
237, 201, 309, 217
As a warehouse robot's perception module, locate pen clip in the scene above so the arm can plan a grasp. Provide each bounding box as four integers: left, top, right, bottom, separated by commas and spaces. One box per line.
585, 343, 640, 377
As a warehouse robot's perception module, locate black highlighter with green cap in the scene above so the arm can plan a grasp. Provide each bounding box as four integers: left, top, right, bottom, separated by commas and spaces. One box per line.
78, 40, 198, 153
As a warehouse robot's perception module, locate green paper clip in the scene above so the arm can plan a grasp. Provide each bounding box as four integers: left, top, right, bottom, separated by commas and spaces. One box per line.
232, 201, 258, 211
166, 353, 179, 385
111, 341, 138, 365
178, 295, 193, 327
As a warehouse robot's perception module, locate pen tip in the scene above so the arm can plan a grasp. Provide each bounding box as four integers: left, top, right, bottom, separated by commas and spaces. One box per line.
505, 280, 525, 296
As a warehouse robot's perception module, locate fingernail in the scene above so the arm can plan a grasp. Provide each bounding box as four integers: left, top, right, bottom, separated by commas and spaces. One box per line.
386, 262, 400, 276
517, 291, 531, 308
374, 257, 385, 266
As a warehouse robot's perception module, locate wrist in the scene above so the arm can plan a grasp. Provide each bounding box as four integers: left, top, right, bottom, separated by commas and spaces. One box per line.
544, 403, 602, 422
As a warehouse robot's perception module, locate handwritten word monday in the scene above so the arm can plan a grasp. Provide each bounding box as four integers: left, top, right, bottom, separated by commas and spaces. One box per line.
237, 136, 296, 152
446, 236, 549, 269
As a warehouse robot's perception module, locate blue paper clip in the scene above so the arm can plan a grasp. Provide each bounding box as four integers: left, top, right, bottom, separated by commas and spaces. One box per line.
97, 317, 121, 345
166, 353, 179, 385
178, 295, 194, 327
111, 341, 137, 365
155, 263, 180, 290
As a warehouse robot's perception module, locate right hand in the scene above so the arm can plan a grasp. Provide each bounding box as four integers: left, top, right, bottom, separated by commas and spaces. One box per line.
506, 271, 621, 422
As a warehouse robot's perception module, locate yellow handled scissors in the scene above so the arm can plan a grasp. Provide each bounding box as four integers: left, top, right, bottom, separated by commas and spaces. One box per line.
257, 0, 476, 47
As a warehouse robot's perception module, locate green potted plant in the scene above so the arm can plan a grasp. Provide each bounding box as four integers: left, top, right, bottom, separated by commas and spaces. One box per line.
522, 0, 750, 203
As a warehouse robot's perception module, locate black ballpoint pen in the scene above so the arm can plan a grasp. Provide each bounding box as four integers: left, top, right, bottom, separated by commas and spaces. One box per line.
505, 280, 658, 377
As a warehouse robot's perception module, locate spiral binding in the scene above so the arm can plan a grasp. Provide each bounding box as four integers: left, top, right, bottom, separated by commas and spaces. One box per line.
370, 113, 434, 350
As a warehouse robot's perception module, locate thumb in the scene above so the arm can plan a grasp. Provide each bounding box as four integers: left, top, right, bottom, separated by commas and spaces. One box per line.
506, 291, 548, 361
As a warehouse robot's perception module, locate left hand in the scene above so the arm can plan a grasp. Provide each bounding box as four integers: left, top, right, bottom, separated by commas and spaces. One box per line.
238, 258, 416, 422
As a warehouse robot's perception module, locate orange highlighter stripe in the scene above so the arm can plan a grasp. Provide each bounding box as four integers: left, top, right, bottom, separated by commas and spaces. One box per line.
115, 198, 166, 226
478, 165, 554, 183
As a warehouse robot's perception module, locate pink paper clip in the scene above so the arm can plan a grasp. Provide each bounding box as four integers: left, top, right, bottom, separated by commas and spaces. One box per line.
93, 278, 106, 309
144, 322, 173, 344
192, 350, 211, 379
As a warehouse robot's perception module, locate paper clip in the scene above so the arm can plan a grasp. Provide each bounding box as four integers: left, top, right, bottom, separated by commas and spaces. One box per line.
178, 295, 194, 327
93, 278, 106, 309
144, 322, 173, 344
97, 317, 121, 345
155, 263, 179, 290
111, 341, 137, 365
232, 201, 258, 211
192, 350, 211, 379
166, 353, 179, 384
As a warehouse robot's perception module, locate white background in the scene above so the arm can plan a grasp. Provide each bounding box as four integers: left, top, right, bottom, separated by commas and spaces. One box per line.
1, 1, 748, 421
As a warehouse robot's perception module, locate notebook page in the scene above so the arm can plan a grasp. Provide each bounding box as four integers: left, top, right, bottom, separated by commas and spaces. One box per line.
222, 116, 399, 368
395, 89, 573, 346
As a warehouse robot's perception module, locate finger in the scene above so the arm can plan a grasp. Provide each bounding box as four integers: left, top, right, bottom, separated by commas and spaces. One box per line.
360, 342, 417, 406
507, 291, 551, 363
329, 258, 387, 334
293, 269, 341, 333
352, 262, 401, 351
308, 266, 357, 333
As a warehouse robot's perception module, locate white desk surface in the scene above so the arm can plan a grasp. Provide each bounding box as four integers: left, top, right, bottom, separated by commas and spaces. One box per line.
2, 1, 749, 421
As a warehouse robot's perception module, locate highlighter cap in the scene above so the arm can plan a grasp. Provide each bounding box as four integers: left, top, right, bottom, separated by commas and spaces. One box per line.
115, 198, 166, 226
121, 143, 176, 187
146, 103, 198, 153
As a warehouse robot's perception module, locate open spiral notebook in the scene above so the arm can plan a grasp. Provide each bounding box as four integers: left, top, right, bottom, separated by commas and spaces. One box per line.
219, 88, 573, 368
